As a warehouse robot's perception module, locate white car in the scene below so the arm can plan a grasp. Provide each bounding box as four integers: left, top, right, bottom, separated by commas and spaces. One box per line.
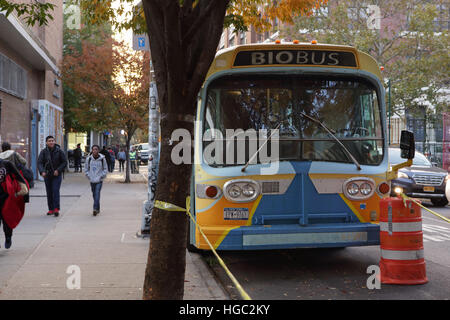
446, 178, 450, 203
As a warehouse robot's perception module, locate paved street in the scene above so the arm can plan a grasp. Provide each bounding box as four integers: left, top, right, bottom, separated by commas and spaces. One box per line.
206, 202, 450, 300
0, 169, 227, 300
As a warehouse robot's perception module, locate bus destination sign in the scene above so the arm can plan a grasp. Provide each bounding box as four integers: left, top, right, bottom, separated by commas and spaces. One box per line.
233, 50, 357, 68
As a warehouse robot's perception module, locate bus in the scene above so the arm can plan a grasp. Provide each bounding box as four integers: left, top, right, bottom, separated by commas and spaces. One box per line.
188, 41, 404, 251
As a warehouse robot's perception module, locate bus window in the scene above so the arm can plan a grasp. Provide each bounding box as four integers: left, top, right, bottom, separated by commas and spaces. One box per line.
203, 75, 384, 167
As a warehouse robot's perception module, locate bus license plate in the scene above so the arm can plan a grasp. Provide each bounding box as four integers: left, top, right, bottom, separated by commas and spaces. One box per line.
423, 186, 435, 192
224, 208, 249, 220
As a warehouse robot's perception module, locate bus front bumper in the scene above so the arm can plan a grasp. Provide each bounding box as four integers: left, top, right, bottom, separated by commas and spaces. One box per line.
198, 223, 380, 250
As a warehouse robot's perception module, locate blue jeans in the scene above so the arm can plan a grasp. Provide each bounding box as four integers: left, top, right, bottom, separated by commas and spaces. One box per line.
90, 182, 103, 211
44, 175, 62, 211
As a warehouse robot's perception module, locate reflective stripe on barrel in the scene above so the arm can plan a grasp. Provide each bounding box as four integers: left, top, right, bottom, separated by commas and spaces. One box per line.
380, 221, 422, 233
381, 249, 424, 261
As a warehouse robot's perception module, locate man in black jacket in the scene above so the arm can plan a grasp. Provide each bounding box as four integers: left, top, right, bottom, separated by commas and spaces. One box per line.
73, 143, 82, 173
37, 136, 67, 217
99, 146, 112, 172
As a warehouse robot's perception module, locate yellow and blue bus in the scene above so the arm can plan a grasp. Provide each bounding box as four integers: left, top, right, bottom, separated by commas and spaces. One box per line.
188, 42, 394, 251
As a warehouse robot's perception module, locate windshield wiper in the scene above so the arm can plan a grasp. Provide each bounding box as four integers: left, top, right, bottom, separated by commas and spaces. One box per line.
299, 112, 362, 171
242, 123, 281, 172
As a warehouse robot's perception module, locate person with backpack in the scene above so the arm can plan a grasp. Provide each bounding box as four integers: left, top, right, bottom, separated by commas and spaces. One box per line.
37, 136, 67, 217
0, 159, 29, 249
0, 142, 33, 189
85, 145, 108, 216
117, 149, 126, 172
0, 142, 27, 168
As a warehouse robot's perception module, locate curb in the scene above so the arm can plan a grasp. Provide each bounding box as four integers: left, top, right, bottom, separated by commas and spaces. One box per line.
187, 251, 230, 300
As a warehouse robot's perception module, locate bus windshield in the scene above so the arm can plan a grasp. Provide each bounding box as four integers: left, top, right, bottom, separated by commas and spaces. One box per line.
204, 74, 384, 167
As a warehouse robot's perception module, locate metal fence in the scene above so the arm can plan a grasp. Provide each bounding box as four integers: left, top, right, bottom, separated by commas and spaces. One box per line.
404, 111, 448, 169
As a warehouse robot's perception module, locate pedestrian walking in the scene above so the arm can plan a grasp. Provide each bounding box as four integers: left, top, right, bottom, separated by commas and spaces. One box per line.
85, 145, 108, 216
0, 159, 29, 249
117, 149, 126, 172
129, 147, 137, 174
37, 136, 67, 217
113, 145, 120, 159
107, 147, 116, 172
0, 142, 34, 189
0, 142, 27, 168
73, 143, 82, 173
100, 146, 112, 172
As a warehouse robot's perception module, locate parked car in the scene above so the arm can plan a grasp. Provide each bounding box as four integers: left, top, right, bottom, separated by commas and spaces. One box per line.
389, 148, 449, 207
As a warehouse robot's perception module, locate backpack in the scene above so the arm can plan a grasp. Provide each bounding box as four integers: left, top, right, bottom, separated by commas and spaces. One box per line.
14, 153, 34, 188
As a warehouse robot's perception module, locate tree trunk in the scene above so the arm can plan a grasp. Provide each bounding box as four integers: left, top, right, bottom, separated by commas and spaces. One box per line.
141, 0, 230, 300
142, 115, 193, 300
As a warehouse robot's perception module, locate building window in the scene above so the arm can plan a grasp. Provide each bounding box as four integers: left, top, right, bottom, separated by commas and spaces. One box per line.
219, 32, 225, 49
433, 2, 449, 31
229, 34, 235, 47
0, 53, 27, 99
239, 32, 246, 44
256, 33, 263, 43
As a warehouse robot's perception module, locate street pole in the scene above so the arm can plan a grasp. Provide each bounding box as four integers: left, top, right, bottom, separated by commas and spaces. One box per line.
132, 31, 159, 238
139, 80, 159, 237
388, 78, 391, 146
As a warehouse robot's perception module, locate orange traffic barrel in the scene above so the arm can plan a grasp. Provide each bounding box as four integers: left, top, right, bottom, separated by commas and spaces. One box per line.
379, 197, 428, 285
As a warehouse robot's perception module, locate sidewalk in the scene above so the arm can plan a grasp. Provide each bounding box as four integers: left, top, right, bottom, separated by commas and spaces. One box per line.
0, 170, 228, 300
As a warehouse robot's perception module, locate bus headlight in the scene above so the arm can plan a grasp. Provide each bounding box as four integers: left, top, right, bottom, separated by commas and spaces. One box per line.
343, 177, 376, 200
359, 183, 372, 196
346, 183, 359, 196
224, 179, 260, 202
228, 185, 242, 198
242, 184, 256, 197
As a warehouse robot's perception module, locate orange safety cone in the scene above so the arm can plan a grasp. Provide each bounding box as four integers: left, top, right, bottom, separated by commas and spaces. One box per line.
379, 197, 428, 285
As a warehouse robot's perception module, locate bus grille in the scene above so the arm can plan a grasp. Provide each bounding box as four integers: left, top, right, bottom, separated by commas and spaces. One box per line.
412, 174, 444, 186
262, 181, 280, 193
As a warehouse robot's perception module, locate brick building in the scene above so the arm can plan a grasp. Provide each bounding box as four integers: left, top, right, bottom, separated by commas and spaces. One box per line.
0, 0, 64, 178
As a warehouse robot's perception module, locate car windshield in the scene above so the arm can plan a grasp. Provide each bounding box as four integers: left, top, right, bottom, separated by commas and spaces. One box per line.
389, 148, 431, 166
141, 144, 149, 150
204, 74, 384, 167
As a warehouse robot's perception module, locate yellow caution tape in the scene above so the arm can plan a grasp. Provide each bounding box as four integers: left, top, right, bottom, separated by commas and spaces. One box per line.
400, 193, 450, 224
154, 197, 252, 300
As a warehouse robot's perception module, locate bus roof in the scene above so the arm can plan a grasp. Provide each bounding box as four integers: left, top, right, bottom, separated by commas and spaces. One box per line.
206, 42, 383, 81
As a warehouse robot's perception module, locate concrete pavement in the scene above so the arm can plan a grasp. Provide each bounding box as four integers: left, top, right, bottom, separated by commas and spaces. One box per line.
0, 170, 228, 300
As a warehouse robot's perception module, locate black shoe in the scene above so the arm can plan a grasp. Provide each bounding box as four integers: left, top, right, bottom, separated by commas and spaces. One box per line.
5, 237, 11, 249
93, 210, 98, 216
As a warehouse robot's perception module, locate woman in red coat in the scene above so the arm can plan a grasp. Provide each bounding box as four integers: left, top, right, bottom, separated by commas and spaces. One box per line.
0, 159, 28, 249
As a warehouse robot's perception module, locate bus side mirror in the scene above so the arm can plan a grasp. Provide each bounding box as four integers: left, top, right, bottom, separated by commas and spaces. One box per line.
400, 130, 415, 159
